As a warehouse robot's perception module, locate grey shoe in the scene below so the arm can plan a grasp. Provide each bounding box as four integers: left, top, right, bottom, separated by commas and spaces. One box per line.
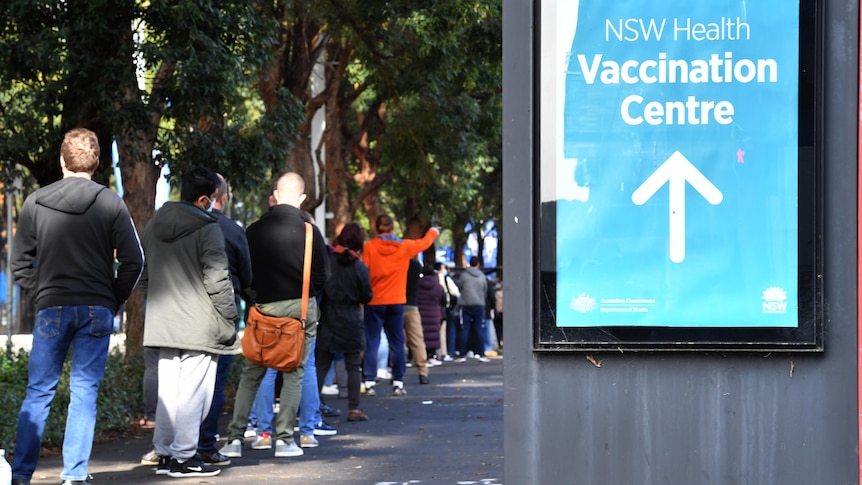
393, 385, 407, 396
300, 435, 319, 448
140, 448, 159, 465
274, 439, 304, 457
220, 438, 243, 458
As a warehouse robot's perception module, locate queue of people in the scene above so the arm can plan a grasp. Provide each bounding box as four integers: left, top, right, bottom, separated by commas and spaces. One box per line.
7, 129, 500, 483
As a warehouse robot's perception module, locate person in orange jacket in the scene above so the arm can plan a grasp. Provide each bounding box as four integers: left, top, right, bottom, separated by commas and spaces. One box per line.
361, 215, 440, 396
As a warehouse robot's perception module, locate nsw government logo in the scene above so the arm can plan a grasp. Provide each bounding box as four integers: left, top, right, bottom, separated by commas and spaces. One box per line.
762, 287, 788, 314
570, 293, 598, 313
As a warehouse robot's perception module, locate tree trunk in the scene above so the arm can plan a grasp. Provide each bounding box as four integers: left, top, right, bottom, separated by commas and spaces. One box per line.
323, 97, 350, 239
117, 137, 159, 358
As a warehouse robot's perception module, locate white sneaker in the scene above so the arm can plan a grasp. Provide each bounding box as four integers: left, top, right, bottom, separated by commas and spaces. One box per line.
442, 355, 454, 362
455, 357, 467, 363
427, 358, 442, 367
363, 381, 376, 396
377, 368, 392, 380
274, 439, 304, 457
477, 356, 491, 363
244, 420, 257, 438
466, 351, 475, 358
321, 384, 339, 396
220, 439, 242, 458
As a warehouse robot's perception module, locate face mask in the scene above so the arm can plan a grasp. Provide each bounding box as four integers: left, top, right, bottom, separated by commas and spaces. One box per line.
204, 196, 216, 212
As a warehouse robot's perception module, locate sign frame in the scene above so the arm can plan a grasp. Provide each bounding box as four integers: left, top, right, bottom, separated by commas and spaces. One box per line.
534, 0, 824, 352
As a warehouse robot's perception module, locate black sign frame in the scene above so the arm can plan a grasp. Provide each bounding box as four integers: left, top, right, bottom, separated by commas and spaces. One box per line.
534, 0, 824, 352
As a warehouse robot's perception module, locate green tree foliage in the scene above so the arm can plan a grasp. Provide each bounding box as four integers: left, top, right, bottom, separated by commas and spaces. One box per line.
0, 0, 304, 353
259, 0, 502, 255
0, 0, 503, 356
361, 1, 502, 263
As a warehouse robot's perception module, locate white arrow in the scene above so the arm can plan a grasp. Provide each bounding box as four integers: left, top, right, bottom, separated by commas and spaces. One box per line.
631, 151, 723, 263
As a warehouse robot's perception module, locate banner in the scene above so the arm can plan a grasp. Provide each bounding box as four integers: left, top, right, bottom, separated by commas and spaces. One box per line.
543, 1, 800, 327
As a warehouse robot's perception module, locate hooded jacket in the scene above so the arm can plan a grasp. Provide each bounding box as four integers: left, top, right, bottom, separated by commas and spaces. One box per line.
139, 201, 239, 354
11, 177, 143, 313
362, 228, 439, 306
457, 267, 488, 307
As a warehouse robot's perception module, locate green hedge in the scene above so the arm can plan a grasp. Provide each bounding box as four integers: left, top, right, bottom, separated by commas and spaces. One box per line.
0, 347, 244, 453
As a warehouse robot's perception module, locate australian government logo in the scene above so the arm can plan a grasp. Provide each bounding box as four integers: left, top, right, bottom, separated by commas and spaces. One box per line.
570, 293, 598, 313
762, 287, 788, 314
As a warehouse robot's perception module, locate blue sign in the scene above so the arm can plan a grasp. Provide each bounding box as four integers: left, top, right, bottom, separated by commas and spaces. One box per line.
547, 1, 799, 327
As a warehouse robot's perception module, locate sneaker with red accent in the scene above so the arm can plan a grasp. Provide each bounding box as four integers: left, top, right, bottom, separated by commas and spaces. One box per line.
252, 431, 272, 450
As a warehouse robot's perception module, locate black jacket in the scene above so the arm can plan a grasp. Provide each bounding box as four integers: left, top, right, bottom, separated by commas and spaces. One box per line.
318, 247, 373, 353
405, 259, 421, 307
245, 205, 329, 304
214, 209, 253, 323
11, 177, 143, 312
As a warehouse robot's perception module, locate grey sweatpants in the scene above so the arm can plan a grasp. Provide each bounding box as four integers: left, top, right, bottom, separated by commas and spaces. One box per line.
153, 348, 217, 461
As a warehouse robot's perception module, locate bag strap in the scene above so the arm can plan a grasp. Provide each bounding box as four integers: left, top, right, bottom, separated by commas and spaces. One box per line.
300, 222, 312, 322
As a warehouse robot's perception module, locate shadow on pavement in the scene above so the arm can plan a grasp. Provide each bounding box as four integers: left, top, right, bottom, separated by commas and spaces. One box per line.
28, 355, 504, 484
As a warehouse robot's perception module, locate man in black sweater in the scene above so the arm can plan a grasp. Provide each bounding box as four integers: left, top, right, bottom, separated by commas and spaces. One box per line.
221, 172, 329, 459
10, 128, 144, 485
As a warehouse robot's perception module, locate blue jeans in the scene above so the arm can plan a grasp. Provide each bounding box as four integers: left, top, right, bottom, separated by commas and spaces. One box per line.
198, 353, 233, 452
445, 308, 459, 356
298, 339, 322, 436
363, 304, 406, 382
251, 368, 277, 434
12, 305, 113, 482
458, 306, 485, 357
377, 330, 389, 372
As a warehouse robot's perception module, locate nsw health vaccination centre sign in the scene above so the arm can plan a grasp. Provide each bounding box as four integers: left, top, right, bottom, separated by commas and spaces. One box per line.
539, 1, 800, 328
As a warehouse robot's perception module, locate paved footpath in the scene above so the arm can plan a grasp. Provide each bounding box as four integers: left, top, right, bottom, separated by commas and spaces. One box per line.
29, 355, 504, 485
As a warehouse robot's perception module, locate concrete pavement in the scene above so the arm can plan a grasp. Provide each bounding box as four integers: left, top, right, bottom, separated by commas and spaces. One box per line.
26, 354, 504, 484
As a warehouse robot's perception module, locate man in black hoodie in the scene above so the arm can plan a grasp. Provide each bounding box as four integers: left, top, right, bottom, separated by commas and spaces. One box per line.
10, 128, 144, 485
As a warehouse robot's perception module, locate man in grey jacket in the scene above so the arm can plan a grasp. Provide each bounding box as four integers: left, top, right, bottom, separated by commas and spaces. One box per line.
455, 256, 489, 363
139, 166, 238, 478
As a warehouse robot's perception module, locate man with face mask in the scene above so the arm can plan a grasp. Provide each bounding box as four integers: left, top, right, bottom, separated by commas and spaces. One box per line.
139, 166, 239, 478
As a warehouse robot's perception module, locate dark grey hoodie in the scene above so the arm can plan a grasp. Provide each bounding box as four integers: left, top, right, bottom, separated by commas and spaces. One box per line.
11, 177, 144, 312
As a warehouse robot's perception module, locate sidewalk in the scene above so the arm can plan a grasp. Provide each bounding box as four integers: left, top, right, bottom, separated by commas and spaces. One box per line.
28, 355, 504, 484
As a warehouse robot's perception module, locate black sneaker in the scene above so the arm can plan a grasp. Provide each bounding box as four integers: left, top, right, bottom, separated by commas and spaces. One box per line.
195, 449, 231, 466
155, 455, 171, 475
320, 403, 342, 419
166, 457, 221, 478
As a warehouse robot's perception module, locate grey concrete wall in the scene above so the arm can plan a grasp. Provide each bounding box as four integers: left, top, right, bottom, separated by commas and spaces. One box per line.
503, 0, 859, 483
